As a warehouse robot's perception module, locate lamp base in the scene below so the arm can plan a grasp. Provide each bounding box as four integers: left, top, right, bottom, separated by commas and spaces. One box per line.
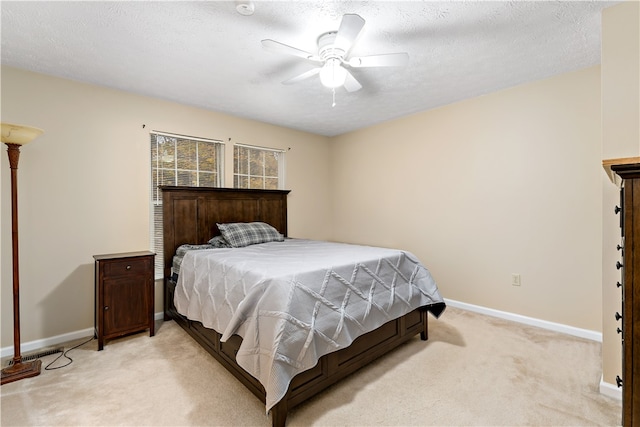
1, 359, 42, 385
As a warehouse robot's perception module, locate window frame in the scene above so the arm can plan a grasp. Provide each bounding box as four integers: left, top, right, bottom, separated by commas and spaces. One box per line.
233, 143, 285, 190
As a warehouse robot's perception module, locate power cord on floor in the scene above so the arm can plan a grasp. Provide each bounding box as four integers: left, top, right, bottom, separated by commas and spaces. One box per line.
44, 336, 95, 370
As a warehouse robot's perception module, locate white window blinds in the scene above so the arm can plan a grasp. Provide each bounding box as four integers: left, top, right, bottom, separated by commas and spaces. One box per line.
150, 132, 223, 278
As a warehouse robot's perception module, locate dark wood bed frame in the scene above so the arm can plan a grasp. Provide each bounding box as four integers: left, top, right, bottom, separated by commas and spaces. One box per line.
161, 186, 437, 426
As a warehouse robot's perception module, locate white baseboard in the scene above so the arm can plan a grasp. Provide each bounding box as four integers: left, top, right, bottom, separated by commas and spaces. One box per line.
599, 375, 623, 401
1, 312, 165, 359
444, 298, 603, 342
1, 327, 94, 359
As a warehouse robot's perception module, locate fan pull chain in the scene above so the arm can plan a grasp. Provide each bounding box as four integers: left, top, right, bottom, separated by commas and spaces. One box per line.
332, 88, 336, 107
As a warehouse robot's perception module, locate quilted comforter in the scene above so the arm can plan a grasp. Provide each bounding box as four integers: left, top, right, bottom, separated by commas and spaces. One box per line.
174, 238, 444, 411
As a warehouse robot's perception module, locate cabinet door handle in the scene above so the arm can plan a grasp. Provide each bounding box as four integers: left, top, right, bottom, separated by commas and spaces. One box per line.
615, 312, 622, 321
617, 244, 623, 251
617, 281, 623, 288
126, 265, 131, 270
616, 261, 623, 270
617, 327, 623, 334
104, 306, 109, 311
615, 205, 621, 214
616, 375, 623, 388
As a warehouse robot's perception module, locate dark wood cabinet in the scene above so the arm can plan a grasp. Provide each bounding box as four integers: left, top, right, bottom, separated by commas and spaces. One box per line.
94, 251, 155, 350
610, 161, 640, 426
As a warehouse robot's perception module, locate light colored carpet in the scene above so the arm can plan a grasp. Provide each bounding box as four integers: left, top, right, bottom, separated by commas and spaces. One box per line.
1, 307, 621, 426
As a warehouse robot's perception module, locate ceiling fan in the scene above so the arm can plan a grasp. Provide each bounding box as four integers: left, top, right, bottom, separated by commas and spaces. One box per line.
261, 14, 409, 94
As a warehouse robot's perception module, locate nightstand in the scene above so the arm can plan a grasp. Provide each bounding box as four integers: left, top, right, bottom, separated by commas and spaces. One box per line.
94, 251, 155, 350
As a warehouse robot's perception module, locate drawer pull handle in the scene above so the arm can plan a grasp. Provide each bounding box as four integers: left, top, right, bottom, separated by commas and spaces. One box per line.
104, 306, 109, 311
615, 312, 622, 321
616, 261, 623, 270
616, 375, 623, 388
126, 265, 131, 270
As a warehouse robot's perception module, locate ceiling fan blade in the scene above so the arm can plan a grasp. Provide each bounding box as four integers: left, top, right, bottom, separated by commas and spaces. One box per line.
333, 14, 365, 55
282, 68, 321, 85
343, 70, 362, 92
261, 39, 321, 62
348, 52, 409, 68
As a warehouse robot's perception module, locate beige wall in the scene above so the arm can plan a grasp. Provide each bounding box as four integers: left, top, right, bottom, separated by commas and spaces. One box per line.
330, 66, 603, 331
1, 66, 332, 347
0, 65, 608, 348
601, 1, 640, 387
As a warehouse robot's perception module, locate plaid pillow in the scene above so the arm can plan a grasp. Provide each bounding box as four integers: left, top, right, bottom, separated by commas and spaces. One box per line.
216, 222, 284, 248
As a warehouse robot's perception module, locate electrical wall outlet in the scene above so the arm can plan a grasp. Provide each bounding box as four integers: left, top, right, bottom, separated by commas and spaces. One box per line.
511, 274, 521, 286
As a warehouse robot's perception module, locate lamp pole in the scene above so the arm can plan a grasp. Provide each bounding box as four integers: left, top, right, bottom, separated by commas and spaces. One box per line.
1, 124, 43, 385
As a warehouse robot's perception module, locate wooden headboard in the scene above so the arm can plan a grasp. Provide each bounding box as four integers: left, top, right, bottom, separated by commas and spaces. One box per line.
161, 186, 291, 279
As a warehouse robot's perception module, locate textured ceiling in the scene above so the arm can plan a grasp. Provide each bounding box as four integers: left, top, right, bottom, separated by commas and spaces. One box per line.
1, 1, 617, 137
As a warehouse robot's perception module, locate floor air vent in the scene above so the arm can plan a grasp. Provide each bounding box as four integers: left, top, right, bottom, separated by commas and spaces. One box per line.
7, 347, 63, 365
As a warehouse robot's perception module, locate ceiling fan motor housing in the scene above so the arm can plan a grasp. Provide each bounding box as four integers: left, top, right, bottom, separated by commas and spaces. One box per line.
317, 32, 345, 62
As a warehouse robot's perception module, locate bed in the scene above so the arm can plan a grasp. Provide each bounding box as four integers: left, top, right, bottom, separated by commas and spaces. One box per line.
161, 186, 445, 426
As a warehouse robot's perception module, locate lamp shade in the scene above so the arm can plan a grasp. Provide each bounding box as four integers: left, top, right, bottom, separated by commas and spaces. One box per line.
319, 58, 347, 89
1, 123, 44, 145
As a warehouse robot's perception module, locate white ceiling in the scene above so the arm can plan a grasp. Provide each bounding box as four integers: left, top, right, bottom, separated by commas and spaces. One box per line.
1, 1, 617, 137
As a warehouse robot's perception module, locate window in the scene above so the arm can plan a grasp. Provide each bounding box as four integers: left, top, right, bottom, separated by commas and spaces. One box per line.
150, 132, 223, 278
233, 144, 285, 190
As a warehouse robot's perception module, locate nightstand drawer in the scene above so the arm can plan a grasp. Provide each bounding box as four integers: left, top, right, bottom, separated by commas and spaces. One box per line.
104, 258, 151, 278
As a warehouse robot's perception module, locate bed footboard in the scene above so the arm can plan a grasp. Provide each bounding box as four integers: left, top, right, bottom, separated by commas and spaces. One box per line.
165, 278, 433, 426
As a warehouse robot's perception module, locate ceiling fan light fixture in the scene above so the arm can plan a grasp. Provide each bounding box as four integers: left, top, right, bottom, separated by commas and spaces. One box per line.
319, 58, 347, 88
262, 13, 407, 94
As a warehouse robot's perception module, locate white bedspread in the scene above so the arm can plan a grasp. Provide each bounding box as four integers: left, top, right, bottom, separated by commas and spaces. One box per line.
174, 239, 444, 411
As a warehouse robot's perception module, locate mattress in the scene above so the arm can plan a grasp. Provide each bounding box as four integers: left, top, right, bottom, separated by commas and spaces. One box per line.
173, 238, 445, 411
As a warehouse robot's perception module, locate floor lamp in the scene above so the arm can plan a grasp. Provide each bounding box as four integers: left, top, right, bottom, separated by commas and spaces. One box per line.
1, 122, 43, 385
